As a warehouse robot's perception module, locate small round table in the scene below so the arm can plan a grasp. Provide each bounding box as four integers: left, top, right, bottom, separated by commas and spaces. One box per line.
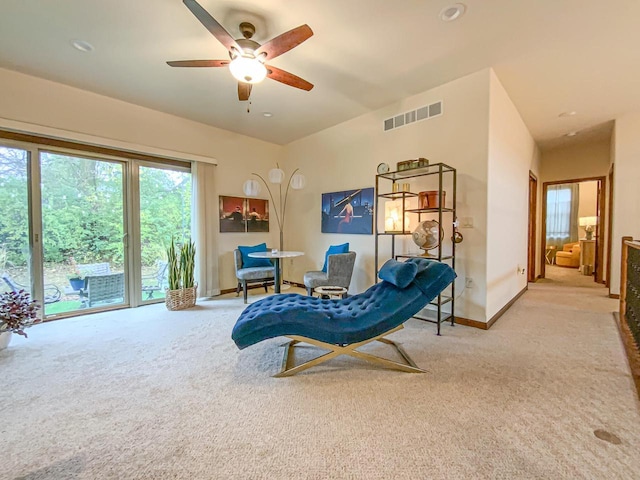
248, 251, 304, 294
314, 286, 348, 299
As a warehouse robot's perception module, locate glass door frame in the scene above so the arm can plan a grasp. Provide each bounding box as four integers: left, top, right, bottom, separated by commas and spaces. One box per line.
38, 147, 131, 318
1, 135, 192, 320
132, 160, 192, 306
0, 139, 44, 319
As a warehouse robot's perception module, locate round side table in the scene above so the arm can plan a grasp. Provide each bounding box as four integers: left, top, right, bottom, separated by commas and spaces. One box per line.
314, 286, 348, 299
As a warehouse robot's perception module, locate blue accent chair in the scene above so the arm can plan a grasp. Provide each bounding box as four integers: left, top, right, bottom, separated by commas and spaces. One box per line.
232, 258, 456, 377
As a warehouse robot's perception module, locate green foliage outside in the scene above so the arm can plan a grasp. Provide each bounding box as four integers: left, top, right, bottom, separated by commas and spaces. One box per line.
0, 149, 191, 270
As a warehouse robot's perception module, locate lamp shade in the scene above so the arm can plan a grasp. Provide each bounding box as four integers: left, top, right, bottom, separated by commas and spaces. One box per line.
243, 179, 261, 197
384, 199, 412, 233
229, 56, 267, 84
579, 216, 598, 227
268, 168, 285, 184
290, 172, 306, 190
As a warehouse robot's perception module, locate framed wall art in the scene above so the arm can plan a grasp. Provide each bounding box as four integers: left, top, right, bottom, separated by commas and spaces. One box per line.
219, 196, 270, 233
246, 198, 269, 233
321, 187, 374, 235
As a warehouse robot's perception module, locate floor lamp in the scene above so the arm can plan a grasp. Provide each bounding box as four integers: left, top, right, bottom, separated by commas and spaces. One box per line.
243, 164, 306, 251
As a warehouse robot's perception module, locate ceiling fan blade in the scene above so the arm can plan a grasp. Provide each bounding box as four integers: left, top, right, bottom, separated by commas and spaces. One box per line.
266, 65, 314, 91
238, 82, 252, 101
167, 60, 229, 67
183, 0, 241, 53
255, 24, 313, 61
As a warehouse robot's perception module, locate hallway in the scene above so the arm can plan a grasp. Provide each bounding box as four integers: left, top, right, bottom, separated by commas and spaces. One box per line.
540, 264, 605, 289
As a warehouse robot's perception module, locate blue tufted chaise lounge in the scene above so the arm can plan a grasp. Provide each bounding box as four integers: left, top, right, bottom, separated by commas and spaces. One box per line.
232, 257, 456, 377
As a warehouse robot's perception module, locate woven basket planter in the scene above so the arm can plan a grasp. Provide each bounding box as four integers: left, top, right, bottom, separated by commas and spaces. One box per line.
165, 285, 197, 311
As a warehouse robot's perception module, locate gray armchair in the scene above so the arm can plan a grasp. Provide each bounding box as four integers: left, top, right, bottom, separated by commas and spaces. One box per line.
234, 249, 275, 304
304, 251, 356, 296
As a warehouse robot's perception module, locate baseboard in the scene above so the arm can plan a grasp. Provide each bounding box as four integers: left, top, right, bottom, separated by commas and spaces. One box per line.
220, 281, 275, 296
609, 293, 620, 299
454, 316, 488, 330
485, 286, 528, 329
613, 312, 640, 400
284, 280, 305, 289
456, 286, 527, 331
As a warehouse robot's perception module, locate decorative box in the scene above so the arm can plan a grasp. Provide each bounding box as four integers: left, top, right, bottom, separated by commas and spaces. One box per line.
419, 190, 446, 209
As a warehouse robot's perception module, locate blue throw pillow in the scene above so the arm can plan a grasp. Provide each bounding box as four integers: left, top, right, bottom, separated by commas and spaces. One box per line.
322, 243, 349, 273
238, 243, 272, 268
378, 259, 418, 288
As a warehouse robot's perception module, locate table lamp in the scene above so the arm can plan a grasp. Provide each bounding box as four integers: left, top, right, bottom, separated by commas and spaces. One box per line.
578, 216, 597, 240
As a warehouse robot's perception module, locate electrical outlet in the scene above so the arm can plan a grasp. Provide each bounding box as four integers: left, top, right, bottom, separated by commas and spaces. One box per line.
465, 277, 473, 288
517, 265, 526, 275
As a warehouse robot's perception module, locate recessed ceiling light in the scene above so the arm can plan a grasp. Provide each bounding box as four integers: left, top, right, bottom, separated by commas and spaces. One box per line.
565, 131, 579, 137
263, 112, 273, 117
71, 40, 94, 53
439, 3, 466, 22
559, 111, 577, 117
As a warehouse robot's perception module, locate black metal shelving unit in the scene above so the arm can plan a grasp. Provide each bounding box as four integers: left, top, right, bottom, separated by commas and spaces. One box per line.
375, 163, 457, 335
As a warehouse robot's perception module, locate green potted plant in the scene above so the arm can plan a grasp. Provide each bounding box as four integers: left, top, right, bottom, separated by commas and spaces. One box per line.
0, 289, 41, 350
165, 238, 197, 311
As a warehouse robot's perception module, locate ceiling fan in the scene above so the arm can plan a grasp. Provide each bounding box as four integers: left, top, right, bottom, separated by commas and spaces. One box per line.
167, 0, 314, 102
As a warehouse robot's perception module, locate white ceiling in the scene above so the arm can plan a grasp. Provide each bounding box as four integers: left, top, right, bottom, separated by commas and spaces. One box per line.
0, 0, 638, 147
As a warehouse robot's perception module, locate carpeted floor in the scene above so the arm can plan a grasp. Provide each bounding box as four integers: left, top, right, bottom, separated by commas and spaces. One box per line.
2, 275, 639, 479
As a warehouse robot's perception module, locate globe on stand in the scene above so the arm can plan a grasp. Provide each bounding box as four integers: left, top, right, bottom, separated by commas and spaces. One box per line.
412, 220, 444, 256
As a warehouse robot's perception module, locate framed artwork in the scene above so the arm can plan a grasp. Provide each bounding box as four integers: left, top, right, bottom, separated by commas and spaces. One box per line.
321, 187, 374, 234
220, 196, 246, 233
247, 198, 269, 233
219, 196, 269, 233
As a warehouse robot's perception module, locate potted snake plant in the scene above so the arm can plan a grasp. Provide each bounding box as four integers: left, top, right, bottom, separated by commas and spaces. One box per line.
165, 238, 197, 310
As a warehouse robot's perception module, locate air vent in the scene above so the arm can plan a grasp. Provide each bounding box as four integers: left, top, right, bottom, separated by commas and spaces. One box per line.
384, 118, 394, 131
383, 101, 443, 132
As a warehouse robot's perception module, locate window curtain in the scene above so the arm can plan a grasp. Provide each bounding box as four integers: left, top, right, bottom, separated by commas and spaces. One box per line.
191, 161, 220, 297
546, 183, 580, 248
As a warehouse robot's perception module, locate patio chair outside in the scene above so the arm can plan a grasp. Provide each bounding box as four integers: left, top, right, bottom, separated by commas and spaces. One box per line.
80, 272, 125, 308
77, 262, 111, 276
141, 261, 168, 299
1, 273, 62, 304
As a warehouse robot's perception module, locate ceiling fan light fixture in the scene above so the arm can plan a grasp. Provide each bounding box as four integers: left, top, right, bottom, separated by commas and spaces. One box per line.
229, 55, 267, 84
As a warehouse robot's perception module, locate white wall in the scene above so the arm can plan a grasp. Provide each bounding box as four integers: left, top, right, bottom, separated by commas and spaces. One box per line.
283, 69, 492, 322
0, 68, 283, 291
486, 71, 541, 320
540, 139, 610, 182
578, 181, 598, 219
611, 113, 640, 294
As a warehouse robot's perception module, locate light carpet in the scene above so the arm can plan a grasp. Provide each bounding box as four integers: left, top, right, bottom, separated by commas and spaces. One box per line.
1, 279, 639, 479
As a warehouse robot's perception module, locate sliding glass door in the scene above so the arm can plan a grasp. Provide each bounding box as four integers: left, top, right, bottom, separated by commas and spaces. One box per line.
0, 146, 33, 303
40, 152, 127, 315
138, 165, 191, 303
0, 137, 192, 319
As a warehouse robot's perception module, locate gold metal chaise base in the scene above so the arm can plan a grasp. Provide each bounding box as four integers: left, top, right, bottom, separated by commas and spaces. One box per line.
274, 325, 425, 377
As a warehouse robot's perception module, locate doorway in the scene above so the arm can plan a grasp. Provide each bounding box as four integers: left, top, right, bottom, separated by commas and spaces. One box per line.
541, 177, 606, 284
527, 172, 537, 283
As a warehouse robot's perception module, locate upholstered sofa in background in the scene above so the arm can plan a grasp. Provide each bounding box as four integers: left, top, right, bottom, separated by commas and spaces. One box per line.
555, 242, 580, 268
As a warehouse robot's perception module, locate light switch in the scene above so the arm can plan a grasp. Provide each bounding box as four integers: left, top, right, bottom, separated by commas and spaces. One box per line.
461, 216, 474, 228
